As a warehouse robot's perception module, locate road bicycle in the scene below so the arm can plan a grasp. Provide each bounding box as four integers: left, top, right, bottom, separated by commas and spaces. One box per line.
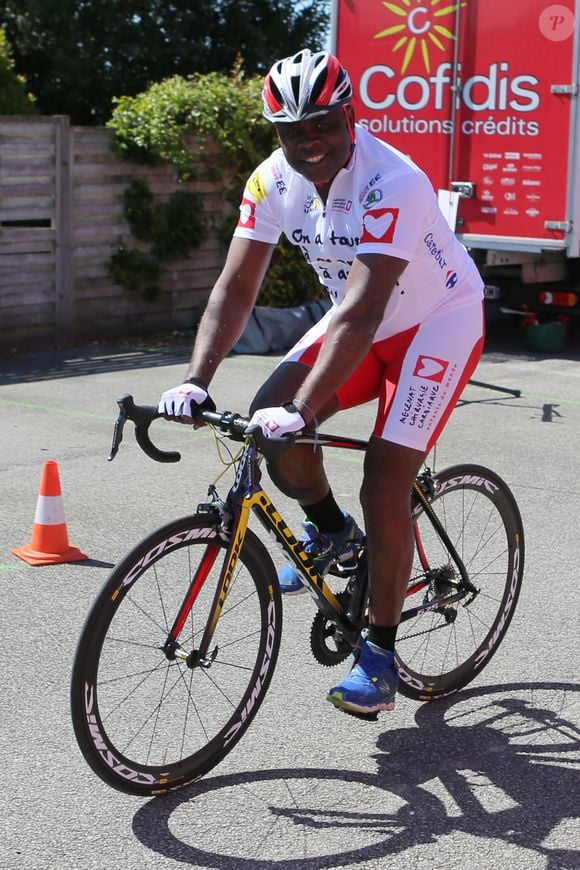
71, 394, 525, 796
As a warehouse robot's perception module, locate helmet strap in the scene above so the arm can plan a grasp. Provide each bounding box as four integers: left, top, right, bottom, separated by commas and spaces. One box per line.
340, 106, 356, 170
342, 106, 355, 145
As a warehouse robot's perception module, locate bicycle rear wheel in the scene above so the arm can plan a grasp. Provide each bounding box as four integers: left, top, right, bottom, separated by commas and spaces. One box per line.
71, 514, 282, 795
396, 464, 524, 701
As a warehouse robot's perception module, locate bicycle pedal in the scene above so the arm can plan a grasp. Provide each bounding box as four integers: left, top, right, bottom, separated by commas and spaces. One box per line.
328, 559, 359, 578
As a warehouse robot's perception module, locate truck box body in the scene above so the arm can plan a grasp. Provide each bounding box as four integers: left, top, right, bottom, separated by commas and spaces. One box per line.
332, 0, 580, 314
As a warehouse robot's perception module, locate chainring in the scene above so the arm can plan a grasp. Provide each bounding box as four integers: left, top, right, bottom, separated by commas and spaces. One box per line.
310, 591, 355, 667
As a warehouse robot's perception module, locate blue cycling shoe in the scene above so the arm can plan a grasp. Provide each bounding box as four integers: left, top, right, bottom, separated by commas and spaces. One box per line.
277, 512, 364, 594
327, 639, 399, 715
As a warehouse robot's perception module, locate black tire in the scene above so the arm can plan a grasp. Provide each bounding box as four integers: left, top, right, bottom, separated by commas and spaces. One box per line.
396, 464, 524, 701
71, 514, 282, 796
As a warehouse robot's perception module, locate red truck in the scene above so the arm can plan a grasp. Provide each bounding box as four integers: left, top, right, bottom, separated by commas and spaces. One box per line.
332, 0, 580, 319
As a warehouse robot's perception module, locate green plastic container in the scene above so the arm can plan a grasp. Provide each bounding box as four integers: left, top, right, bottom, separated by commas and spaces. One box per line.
524, 321, 567, 353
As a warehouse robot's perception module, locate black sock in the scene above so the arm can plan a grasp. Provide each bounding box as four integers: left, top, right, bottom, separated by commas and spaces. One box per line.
367, 624, 398, 654
303, 490, 345, 534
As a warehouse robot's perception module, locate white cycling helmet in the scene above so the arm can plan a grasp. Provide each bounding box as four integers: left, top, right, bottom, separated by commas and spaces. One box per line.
262, 49, 353, 124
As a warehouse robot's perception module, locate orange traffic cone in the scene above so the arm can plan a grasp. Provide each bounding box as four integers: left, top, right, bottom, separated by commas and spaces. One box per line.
12, 460, 88, 566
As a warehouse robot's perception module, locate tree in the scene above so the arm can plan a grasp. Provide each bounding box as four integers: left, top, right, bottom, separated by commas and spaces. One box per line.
2, 0, 329, 124
0, 28, 37, 114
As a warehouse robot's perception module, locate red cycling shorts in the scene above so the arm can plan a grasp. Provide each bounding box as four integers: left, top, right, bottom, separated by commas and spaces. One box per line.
280, 300, 485, 453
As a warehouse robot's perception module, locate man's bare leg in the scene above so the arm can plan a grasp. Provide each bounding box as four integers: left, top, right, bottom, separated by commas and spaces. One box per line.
361, 437, 427, 627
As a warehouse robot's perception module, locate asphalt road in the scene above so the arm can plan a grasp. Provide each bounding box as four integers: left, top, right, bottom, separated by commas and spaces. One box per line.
1, 320, 579, 870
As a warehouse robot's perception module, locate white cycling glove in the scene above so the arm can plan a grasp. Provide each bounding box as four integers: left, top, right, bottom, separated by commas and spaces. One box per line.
247, 404, 305, 439
158, 378, 213, 418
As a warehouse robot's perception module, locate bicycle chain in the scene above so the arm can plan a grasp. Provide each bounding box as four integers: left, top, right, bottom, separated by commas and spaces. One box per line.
399, 612, 456, 643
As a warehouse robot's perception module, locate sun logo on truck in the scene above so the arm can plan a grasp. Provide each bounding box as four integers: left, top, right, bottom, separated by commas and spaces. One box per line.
374, 0, 465, 74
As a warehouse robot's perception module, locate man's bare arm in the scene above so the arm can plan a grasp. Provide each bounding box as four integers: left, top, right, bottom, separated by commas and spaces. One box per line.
185, 237, 275, 384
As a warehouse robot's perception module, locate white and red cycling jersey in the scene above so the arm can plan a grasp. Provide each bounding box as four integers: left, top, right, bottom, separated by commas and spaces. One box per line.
235, 124, 484, 451
234, 123, 483, 340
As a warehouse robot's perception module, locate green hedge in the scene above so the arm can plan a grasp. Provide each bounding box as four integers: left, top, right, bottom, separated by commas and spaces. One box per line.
108, 179, 208, 301
108, 64, 323, 307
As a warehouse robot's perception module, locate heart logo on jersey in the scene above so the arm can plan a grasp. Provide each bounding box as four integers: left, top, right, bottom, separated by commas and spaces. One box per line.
361, 207, 400, 244
413, 355, 449, 382
238, 197, 256, 229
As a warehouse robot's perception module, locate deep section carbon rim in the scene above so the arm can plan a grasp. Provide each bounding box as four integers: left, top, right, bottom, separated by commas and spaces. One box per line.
396, 464, 524, 700
71, 516, 282, 795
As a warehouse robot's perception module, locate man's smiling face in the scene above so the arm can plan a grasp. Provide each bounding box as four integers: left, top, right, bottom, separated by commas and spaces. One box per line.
275, 105, 354, 189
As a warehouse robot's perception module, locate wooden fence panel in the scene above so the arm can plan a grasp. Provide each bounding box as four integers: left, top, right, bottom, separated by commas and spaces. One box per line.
0, 117, 225, 348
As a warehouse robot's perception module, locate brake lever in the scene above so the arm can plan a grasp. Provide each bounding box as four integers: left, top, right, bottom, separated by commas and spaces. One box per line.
107, 394, 181, 463
107, 403, 127, 461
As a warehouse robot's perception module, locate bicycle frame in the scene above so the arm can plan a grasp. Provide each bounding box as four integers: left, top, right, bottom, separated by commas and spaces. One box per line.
107, 397, 479, 668
164, 436, 358, 665
163, 431, 477, 665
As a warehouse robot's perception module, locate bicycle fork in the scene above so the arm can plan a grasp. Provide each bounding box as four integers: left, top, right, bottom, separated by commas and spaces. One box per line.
162, 497, 253, 668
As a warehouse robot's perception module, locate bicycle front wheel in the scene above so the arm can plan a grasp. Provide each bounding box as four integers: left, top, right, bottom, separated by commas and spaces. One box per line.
71, 514, 282, 796
397, 464, 524, 701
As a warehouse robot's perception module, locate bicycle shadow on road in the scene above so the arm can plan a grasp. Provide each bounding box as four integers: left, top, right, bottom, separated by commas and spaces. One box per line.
131, 680, 579, 869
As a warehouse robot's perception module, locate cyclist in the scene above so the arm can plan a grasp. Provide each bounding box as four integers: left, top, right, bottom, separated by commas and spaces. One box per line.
159, 49, 485, 717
